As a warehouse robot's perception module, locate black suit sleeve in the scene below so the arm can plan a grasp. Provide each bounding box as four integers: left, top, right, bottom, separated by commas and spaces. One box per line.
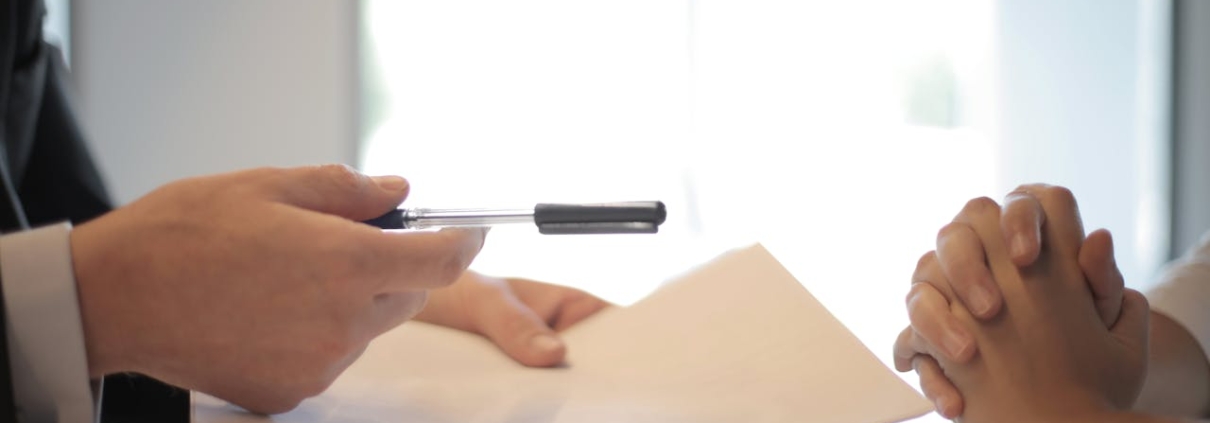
16, 44, 111, 227
26, 44, 189, 423
0, 0, 28, 419
0, 0, 188, 418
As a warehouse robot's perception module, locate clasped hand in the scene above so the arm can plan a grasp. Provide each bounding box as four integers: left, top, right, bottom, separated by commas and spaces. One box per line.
894, 185, 1149, 422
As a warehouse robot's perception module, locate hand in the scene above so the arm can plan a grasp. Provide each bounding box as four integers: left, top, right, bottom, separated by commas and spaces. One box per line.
930, 185, 1125, 323
892, 185, 1125, 418
928, 195, 1149, 423
70, 165, 487, 414
415, 271, 612, 367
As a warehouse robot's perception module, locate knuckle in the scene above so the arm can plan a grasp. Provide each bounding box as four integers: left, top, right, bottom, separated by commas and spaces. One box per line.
915, 251, 937, 272
893, 327, 915, 355
934, 222, 968, 243
1012, 183, 1046, 194
1048, 185, 1075, 201
1039, 185, 1077, 210
912, 252, 949, 292
961, 196, 1000, 216
319, 163, 366, 190
904, 283, 937, 312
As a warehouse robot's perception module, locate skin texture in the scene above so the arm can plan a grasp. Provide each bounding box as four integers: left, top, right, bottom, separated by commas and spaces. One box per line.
416, 273, 611, 367
68, 165, 611, 414
895, 185, 1210, 420
926, 195, 1149, 423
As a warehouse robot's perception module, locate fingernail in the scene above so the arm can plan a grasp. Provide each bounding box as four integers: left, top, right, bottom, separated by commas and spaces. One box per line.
530, 334, 564, 353
372, 175, 408, 192
968, 285, 994, 317
943, 328, 972, 360
935, 396, 953, 416
1011, 233, 1030, 259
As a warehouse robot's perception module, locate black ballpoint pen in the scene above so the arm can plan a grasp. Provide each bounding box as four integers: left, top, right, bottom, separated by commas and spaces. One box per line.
363, 201, 667, 234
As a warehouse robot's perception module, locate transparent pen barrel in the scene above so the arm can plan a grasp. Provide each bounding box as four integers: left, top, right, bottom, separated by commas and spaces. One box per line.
406, 208, 534, 229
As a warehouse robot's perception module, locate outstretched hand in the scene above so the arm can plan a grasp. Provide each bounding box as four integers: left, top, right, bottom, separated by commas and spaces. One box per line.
416, 271, 612, 367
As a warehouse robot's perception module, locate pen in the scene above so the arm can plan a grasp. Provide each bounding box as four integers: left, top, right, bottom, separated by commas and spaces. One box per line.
363, 201, 667, 234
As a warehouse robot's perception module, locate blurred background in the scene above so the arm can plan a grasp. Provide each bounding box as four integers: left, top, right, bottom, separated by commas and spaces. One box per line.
56, 1, 1210, 421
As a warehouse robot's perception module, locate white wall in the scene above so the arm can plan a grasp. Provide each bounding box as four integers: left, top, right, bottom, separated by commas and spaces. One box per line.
993, 0, 1170, 289
69, 0, 1171, 291
72, 1, 358, 204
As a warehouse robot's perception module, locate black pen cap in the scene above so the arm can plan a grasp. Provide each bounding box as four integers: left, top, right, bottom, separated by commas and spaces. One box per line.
534, 201, 666, 234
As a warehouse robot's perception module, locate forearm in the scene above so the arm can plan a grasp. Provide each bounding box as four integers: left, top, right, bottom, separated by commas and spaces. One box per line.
1135, 311, 1210, 418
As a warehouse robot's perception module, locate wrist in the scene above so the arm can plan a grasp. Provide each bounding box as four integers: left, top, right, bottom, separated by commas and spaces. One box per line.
70, 219, 135, 377
961, 385, 1115, 423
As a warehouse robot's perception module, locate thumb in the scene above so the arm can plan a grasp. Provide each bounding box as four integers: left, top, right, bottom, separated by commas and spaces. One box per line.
266, 165, 409, 220
1080, 229, 1125, 327
476, 292, 568, 368
1109, 288, 1150, 350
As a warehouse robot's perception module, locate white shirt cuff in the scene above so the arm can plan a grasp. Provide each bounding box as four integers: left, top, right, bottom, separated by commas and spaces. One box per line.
1147, 230, 1210, 370
1, 223, 95, 423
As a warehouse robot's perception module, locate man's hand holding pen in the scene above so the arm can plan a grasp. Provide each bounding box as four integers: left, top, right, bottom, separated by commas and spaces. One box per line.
68, 165, 613, 414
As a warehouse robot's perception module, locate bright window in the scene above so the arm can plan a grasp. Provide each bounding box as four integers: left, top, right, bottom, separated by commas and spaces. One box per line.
360, 2, 1167, 421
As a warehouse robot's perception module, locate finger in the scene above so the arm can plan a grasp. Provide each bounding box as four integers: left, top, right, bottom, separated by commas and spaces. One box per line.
1109, 288, 1151, 348
935, 221, 1002, 318
912, 355, 965, 419
549, 294, 611, 332
505, 279, 612, 331
265, 165, 410, 221
1081, 229, 1125, 326
893, 326, 930, 372
473, 289, 569, 368
912, 251, 954, 299
1010, 184, 1085, 259
952, 196, 1021, 297
367, 228, 488, 291
1001, 191, 1046, 267
367, 291, 429, 336
906, 283, 976, 362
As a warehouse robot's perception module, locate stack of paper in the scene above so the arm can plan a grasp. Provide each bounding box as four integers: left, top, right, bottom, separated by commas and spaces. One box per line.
194, 244, 931, 423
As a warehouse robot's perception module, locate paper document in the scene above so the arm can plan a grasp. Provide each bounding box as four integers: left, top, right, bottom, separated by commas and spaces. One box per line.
194, 244, 931, 422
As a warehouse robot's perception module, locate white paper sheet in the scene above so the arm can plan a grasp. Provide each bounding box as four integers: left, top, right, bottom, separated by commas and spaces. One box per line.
193, 244, 931, 422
